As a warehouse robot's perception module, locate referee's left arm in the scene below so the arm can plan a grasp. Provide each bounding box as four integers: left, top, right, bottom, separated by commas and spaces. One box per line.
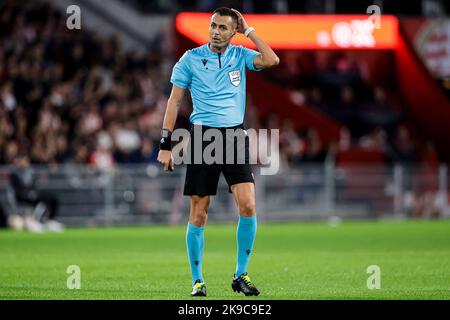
231, 8, 280, 69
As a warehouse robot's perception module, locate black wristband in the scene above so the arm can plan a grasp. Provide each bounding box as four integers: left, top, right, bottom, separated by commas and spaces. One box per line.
160, 129, 172, 151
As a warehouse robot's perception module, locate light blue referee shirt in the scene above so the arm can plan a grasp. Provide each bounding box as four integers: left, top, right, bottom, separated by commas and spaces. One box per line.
170, 43, 261, 127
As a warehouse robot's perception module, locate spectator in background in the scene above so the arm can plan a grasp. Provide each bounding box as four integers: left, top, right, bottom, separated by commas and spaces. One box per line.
338, 126, 351, 152
0, 106, 14, 152
359, 127, 387, 152
303, 128, 327, 162
336, 85, 357, 133
89, 132, 115, 171
69, 139, 90, 164
12, 106, 30, 148
335, 53, 360, 82
129, 137, 159, 164
359, 87, 401, 132
10, 154, 64, 232
1, 81, 17, 111
280, 119, 304, 164
30, 99, 62, 164
2, 140, 19, 164
78, 102, 103, 137
113, 120, 142, 163
309, 86, 326, 110
388, 125, 418, 163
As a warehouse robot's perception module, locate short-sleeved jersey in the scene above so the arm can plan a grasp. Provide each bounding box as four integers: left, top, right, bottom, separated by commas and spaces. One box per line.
170, 43, 261, 127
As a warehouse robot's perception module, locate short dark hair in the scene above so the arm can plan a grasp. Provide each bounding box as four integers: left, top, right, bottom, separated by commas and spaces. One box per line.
212, 7, 238, 27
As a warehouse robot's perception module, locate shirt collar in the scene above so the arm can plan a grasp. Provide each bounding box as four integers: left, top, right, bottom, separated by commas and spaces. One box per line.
206, 43, 232, 56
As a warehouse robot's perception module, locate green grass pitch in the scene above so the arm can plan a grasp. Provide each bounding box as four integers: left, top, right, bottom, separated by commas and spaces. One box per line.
1, 220, 450, 300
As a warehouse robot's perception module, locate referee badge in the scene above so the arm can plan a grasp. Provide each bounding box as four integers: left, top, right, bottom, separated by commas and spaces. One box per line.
228, 70, 241, 87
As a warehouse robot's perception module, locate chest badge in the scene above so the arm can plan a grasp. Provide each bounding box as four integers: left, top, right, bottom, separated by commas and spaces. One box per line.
228, 70, 241, 87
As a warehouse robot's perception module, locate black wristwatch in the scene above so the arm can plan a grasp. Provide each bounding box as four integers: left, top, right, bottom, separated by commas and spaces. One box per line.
160, 129, 172, 151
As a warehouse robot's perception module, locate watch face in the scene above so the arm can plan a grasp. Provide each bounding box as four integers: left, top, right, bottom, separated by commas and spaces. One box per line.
161, 130, 169, 138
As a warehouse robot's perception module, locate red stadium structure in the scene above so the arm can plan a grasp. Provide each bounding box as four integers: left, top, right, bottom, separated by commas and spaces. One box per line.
175, 13, 450, 163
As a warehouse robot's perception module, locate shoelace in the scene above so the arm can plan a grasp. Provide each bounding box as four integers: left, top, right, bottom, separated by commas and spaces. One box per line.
241, 275, 253, 286
194, 282, 204, 290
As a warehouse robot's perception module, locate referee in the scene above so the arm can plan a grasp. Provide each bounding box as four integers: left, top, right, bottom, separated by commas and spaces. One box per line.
158, 7, 279, 297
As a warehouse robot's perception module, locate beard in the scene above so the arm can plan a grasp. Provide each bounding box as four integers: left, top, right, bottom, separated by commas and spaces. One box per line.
211, 43, 223, 50
211, 39, 227, 51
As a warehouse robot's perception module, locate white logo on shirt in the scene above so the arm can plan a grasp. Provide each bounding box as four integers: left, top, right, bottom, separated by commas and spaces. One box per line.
228, 70, 241, 87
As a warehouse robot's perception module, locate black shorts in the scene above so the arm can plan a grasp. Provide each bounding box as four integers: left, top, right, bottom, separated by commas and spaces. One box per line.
183, 123, 254, 196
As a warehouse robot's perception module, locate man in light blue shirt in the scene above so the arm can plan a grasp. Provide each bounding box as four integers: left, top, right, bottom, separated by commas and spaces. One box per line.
158, 7, 279, 297
170, 41, 261, 127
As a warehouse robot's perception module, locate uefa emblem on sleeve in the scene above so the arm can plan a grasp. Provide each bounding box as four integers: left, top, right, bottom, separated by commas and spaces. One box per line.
228, 70, 241, 87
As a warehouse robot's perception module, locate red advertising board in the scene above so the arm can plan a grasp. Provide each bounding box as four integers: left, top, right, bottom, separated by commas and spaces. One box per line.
176, 13, 399, 50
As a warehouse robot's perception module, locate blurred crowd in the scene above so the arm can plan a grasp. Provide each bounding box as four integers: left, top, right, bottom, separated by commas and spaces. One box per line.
0, 0, 446, 229
0, 0, 336, 172
120, 0, 450, 16
269, 50, 440, 167
0, 0, 191, 171
0, 1, 442, 172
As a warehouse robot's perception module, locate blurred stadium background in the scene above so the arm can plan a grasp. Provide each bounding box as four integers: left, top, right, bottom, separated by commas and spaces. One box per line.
1, 0, 450, 230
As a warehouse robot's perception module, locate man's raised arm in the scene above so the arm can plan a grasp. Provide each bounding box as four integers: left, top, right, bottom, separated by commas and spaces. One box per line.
231, 8, 280, 69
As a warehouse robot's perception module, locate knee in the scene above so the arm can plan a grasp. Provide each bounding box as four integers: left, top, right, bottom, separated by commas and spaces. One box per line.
238, 200, 256, 216
192, 208, 208, 226
190, 197, 209, 226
